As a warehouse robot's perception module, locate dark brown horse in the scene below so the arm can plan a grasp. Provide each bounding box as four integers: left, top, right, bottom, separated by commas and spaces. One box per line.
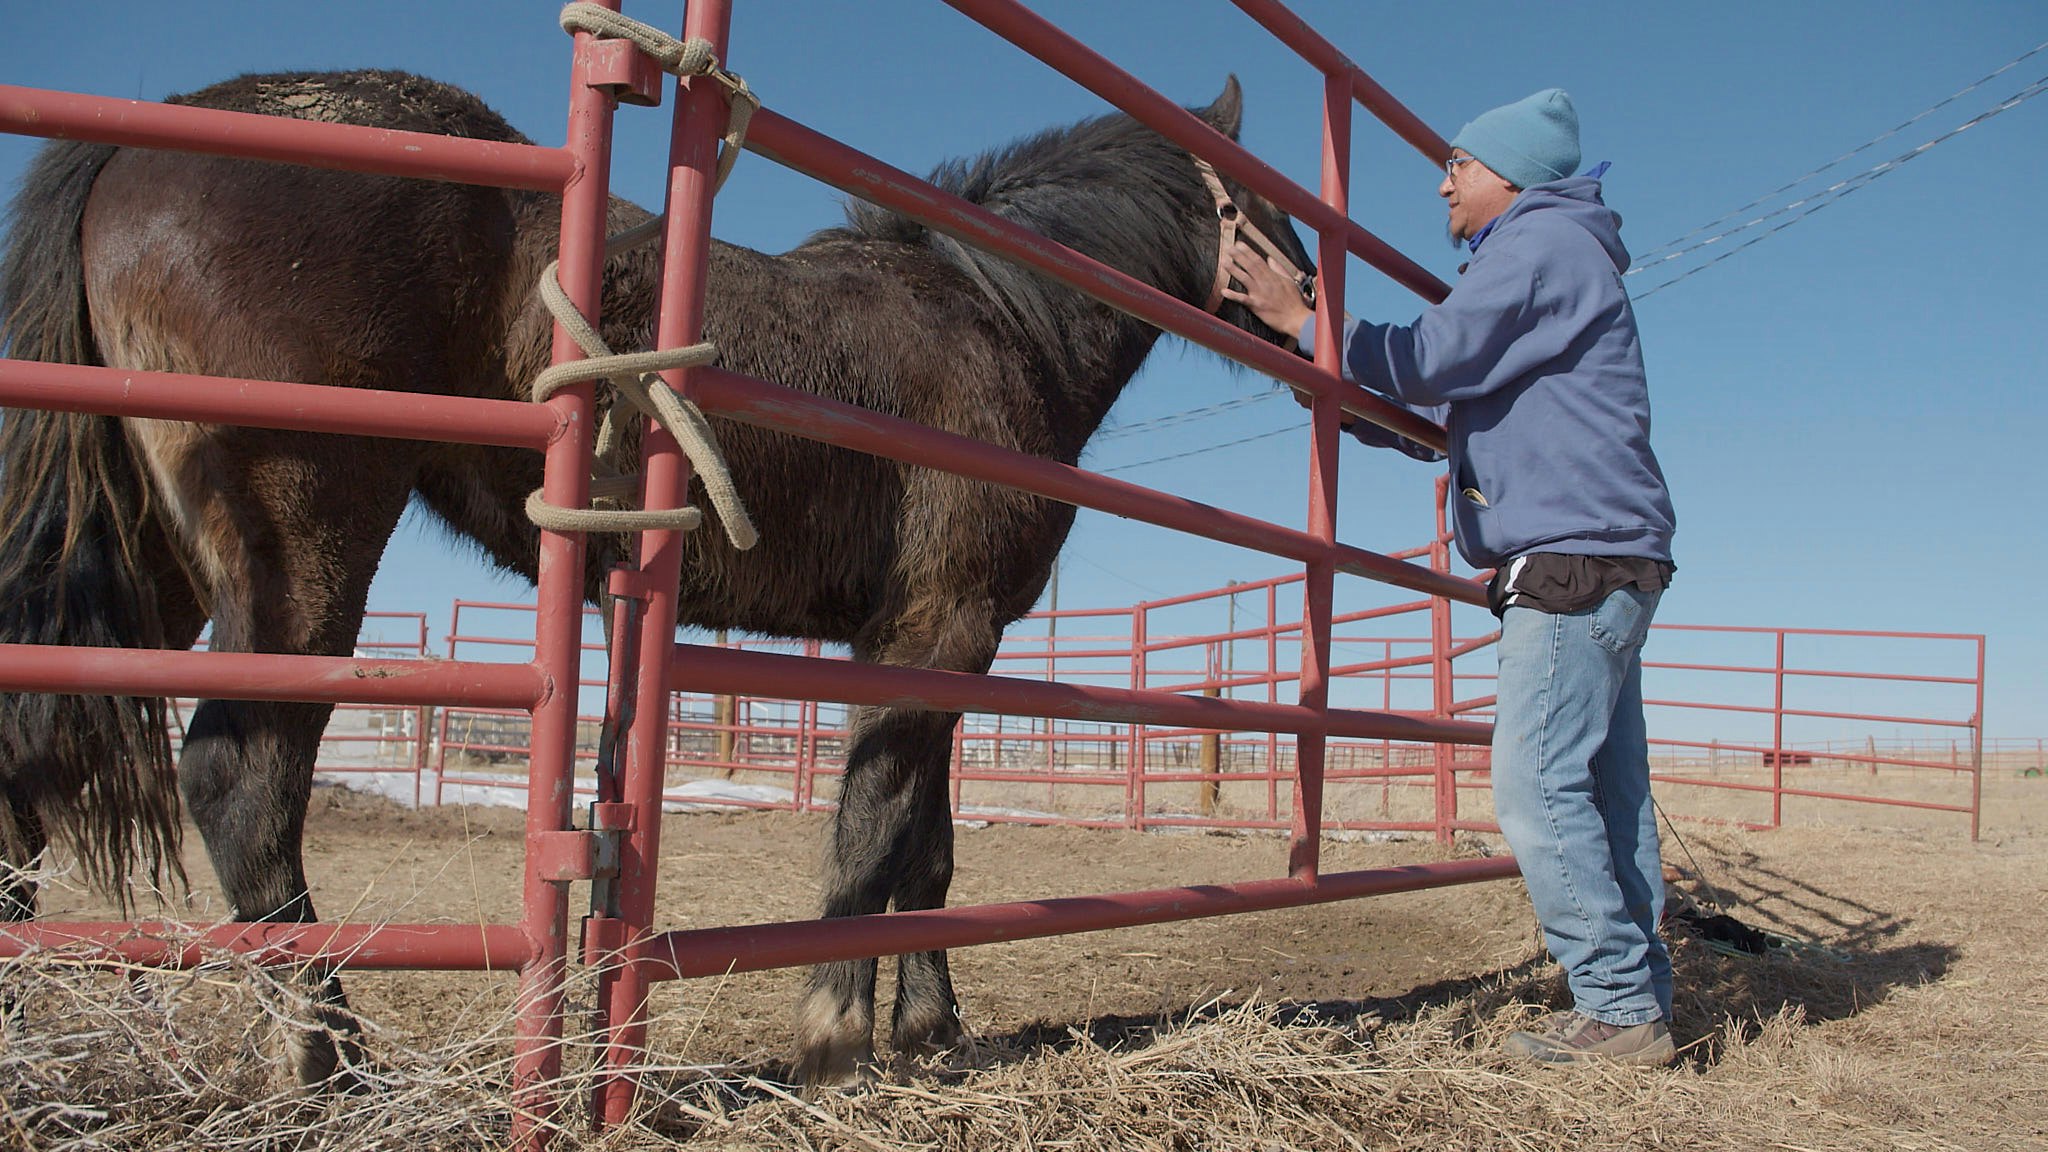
0, 69, 1312, 1087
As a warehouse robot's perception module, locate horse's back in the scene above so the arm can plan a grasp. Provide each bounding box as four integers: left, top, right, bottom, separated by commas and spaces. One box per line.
677, 235, 1072, 643
78, 71, 532, 394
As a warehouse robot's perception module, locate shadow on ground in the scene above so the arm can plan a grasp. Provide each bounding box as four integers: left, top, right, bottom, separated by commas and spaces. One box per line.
624, 857, 1958, 1140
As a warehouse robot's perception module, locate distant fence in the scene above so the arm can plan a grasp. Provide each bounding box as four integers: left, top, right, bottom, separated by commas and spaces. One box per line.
301, 587, 1992, 838
1640, 624, 1988, 836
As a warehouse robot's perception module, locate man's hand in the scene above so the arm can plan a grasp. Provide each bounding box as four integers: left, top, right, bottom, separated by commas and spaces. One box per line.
1221, 242, 1315, 339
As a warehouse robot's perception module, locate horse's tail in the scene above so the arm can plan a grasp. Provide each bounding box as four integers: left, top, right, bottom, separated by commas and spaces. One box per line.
0, 139, 183, 902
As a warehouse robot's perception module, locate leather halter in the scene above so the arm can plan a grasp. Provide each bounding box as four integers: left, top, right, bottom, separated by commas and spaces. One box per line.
1194, 159, 1317, 315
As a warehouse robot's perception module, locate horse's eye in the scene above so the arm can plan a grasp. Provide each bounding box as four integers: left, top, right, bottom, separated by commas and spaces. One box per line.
1216, 202, 1241, 221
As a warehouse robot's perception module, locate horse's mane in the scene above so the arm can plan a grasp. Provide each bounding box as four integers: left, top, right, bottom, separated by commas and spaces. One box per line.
819, 109, 1214, 359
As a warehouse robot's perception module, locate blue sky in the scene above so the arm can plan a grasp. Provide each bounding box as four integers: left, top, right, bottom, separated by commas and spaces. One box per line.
3, 2, 2043, 743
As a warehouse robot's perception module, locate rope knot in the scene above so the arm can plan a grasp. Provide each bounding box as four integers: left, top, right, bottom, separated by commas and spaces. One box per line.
532, 6, 767, 549
525, 223, 758, 551
559, 2, 758, 191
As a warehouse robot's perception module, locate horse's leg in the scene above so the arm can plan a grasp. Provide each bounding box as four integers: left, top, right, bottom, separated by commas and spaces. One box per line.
179, 697, 359, 1071
795, 614, 996, 1087
0, 799, 42, 1033
884, 758, 963, 1057
0, 797, 44, 927
152, 425, 423, 1087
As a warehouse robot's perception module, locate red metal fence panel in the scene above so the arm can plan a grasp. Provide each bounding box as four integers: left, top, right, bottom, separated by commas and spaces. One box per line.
0, 0, 1995, 1119
426, 582, 1987, 840
0, 1, 1720, 1139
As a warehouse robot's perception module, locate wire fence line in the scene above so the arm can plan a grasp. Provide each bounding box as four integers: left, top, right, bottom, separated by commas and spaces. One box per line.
1629, 65, 2048, 300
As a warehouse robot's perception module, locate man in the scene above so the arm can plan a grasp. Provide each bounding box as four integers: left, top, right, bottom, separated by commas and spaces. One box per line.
1224, 89, 1678, 1066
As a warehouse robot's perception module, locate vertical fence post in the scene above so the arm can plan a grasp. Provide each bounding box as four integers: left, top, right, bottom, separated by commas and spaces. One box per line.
1127, 602, 1148, 829
510, 9, 623, 1142
952, 716, 968, 816
433, 705, 455, 806
795, 697, 813, 812
1044, 614, 1058, 806
1380, 639, 1394, 816
1266, 583, 1280, 821
1771, 630, 1787, 829
1199, 639, 1223, 818
594, 0, 737, 1127
409, 614, 430, 807
1971, 636, 1985, 840
799, 640, 823, 810
713, 629, 736, 774
412, 705, 432, 808
1429, 474, 1457, 843
1288, 68, 1351, 880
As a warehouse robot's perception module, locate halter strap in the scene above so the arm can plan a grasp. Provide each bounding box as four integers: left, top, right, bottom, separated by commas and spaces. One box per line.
1193, 159, 1316, 315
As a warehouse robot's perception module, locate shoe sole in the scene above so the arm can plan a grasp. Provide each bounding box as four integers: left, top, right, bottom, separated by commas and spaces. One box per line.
1502, 1029, 1676, 1066
1520, 1040, 1676, 1066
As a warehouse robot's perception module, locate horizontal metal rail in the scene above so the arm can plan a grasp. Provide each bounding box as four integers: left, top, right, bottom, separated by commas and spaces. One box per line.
1652, 623, 1986, 642
939, 0, 1451, 304
692, 365, 1482, 606
0, 645, 545, 710
0, 84, 576, 192
1650, 661, 1979, 688
742, 105, 1447, 454
0, 358, 560, 449
630, 856, 1520, 980
0, 921, 531, 970
667, 641, 1492, 745
1649, 775, 1974, 815
1226, 0, 1451, 163
1643, 696, 1979, 730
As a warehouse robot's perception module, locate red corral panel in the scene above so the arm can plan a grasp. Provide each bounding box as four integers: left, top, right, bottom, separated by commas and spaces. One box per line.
0, 2, 1586, 1142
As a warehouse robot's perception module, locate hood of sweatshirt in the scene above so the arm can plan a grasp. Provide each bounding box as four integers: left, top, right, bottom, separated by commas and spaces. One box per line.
1488, 176, 1630, 274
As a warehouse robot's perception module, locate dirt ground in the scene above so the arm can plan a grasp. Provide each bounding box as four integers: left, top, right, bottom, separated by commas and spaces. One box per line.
34, 790, 1544, 1065
13, 779, 2048, 1150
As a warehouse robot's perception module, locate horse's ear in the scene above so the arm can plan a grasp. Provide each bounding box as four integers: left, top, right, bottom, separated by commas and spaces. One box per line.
1198, 75, 1244, 141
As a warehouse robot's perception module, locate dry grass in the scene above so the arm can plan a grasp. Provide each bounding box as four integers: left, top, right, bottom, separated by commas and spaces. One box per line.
5, 820, 2045, 1151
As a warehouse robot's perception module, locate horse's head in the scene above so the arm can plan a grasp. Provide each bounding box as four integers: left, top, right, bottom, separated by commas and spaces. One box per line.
1193, 77, 1318, 349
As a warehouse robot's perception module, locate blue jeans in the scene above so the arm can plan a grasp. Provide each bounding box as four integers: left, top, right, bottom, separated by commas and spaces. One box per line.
1492, 585, 1672, 1026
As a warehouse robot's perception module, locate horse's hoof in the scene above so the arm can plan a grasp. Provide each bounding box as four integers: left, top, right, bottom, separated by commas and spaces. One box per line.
286, 1027, 375, 1094
795, 989, 875, 1091
794, 1040, 877, 1093
892, 1004, 964, 1056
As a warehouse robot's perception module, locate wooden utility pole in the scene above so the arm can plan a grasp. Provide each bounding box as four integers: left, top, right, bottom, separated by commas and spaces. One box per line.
1197, 583, 1237, 818
714, 628, 736, 776
1198, 679, 1222, 817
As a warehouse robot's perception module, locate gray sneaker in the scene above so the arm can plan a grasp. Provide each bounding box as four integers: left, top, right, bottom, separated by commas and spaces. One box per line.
1502, 1011, 1675, 1066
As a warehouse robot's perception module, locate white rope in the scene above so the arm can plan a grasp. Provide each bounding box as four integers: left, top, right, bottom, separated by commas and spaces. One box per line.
559, 2, 759, 192
526, 230, 758, 550
525, 5, 766, 548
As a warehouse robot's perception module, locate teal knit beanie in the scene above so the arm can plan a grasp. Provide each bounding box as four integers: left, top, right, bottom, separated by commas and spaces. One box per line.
1450, 89, 1581, 190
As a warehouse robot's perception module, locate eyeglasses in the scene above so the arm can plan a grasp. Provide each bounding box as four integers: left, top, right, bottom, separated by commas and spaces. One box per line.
1444, 155, 1480, 180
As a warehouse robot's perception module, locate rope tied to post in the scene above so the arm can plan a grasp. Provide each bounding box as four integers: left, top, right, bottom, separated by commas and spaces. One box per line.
526, 217, 759, 550
527, 7, 762, 549
558, 1, 758, 192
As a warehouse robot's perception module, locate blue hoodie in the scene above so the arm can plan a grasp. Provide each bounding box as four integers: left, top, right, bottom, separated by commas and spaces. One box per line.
1306, 176, 1675, 570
